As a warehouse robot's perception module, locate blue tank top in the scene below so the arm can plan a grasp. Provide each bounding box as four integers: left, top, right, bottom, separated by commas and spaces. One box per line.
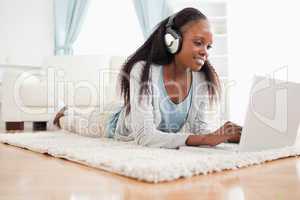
157, 66, 192, 133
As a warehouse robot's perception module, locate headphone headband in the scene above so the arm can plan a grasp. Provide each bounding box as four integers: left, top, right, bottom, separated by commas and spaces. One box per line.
166, 13, 176, 28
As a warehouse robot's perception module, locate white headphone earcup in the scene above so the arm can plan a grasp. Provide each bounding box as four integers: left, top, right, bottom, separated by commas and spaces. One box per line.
169, 39, 179, 54
164, 33, 174, 47
164, 33, 179, 54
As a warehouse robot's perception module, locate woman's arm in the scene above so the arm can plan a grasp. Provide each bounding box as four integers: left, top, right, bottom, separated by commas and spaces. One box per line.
186, 121, 242, 146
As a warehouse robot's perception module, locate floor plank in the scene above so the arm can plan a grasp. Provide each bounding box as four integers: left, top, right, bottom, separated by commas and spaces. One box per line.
0, 143, 299, 200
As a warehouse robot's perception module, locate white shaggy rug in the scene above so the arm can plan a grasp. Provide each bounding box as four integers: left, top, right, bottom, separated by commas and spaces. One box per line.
0, 130, 300, 183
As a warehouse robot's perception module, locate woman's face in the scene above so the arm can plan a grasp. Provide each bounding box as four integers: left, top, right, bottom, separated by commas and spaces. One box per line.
175, 19, 213, 71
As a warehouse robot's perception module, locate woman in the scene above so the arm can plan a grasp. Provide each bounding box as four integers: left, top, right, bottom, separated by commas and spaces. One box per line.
52, 7, 242, 149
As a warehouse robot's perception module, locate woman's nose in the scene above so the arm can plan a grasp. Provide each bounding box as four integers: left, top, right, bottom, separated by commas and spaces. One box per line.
199, 47, 209, 58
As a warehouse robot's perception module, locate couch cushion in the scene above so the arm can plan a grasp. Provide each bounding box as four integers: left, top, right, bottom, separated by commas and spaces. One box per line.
20, 55, 125, 107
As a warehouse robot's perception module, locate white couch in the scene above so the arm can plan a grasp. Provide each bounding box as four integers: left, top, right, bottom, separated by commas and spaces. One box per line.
1, 55, 125, 131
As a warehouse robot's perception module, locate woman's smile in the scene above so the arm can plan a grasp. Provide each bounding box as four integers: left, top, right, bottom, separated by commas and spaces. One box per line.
194, 57, 205, 66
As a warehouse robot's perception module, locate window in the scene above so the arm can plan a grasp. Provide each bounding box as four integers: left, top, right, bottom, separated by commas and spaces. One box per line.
73, 0, 144, 56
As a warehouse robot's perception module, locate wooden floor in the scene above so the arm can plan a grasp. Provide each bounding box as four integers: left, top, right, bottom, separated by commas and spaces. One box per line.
0, 143, 300, 200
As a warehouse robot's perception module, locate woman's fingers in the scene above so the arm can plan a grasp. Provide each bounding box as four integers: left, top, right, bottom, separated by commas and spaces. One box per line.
224, 122, 242, 134
215, 122, 242, 138
225, 121, 242, 129
225, 126, 240, 134
227, 133, 241, 143
213, 121, 243, 145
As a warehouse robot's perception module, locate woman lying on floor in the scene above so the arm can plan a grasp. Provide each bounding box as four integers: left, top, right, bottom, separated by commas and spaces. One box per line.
51, 7, 242, 149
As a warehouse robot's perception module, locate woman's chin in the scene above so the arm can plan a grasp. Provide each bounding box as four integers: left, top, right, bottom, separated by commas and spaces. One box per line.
191, 64, 203, 71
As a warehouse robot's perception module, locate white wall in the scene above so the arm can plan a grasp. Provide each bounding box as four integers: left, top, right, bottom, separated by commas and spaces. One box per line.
0, 0, 54, 66
0, 0, 54, 130
228, 0, 300, 124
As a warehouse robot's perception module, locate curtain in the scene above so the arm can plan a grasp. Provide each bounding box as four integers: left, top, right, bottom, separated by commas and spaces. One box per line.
54, 0, 90, 55
133, 0, 170, 39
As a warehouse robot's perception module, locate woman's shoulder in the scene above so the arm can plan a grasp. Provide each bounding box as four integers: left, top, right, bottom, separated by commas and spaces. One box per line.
192, 71, 210, 95
194, 70, 207, 82
130, 61, 145, 78
130, 61, 158, 78
131, 61, 146, 71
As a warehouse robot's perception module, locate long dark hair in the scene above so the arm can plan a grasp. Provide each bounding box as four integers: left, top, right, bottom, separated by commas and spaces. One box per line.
119, 7, 221, 115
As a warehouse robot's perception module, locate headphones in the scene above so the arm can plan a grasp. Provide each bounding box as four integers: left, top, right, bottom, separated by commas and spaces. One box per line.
164, 13, 182, 54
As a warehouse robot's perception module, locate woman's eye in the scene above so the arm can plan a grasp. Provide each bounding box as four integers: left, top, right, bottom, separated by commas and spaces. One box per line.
194, 41, 212, 50
194, 41, 202, 46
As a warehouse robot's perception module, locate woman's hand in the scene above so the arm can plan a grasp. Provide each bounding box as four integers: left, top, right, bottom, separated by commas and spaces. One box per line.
185, 121, 242, 146
216, 121, 242, 144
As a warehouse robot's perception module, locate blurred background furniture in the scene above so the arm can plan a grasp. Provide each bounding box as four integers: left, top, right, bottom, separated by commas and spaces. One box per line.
1, 55, 125, 131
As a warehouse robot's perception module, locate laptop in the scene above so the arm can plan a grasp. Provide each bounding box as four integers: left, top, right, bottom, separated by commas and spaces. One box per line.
192, 75, 300, 153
